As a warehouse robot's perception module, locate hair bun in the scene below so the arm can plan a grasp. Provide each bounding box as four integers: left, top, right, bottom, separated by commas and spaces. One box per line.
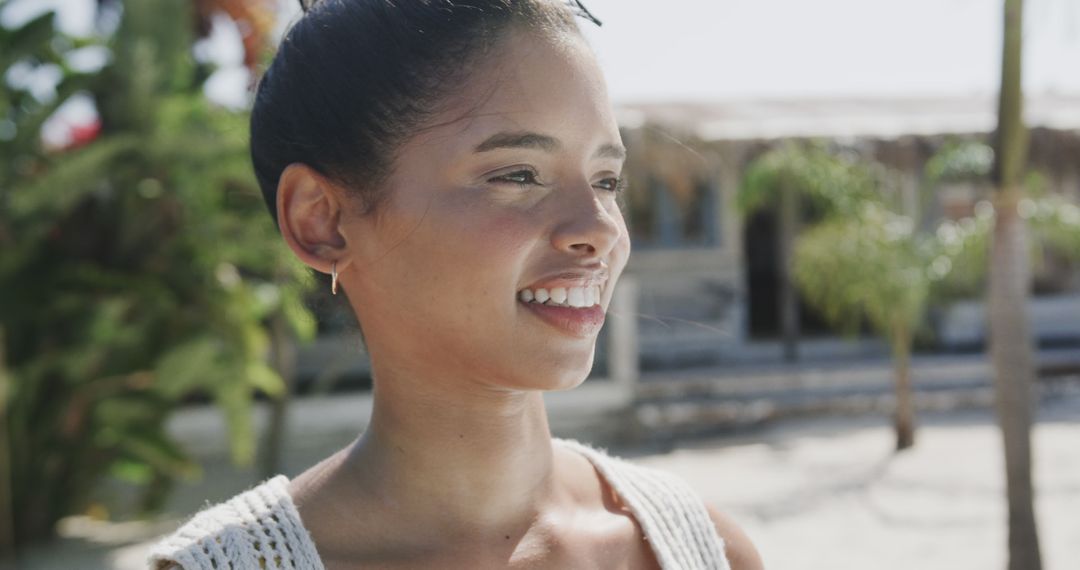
297, 0, 601, 26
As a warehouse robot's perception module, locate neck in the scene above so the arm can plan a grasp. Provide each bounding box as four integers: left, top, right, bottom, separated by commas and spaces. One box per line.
342, 363, 566, 542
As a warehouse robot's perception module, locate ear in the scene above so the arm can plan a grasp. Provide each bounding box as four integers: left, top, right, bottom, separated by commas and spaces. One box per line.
277, 163, 350, 276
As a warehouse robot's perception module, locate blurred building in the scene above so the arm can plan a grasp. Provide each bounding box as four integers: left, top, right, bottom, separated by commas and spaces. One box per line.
614, 94, 1080, 367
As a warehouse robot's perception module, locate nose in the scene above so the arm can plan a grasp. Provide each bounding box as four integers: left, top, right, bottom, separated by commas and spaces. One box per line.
549, 181, 623, 259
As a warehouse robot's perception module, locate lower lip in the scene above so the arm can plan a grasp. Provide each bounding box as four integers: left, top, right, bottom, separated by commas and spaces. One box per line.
519, 300, 606, 337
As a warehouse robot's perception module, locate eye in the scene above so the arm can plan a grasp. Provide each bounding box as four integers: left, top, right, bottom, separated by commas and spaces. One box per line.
491, 169, 543, 189
595, 177, 628, 193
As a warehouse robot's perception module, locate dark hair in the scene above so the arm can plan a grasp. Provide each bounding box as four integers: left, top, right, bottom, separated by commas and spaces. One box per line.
249, 0, 586, 347
250, 0, 583, 226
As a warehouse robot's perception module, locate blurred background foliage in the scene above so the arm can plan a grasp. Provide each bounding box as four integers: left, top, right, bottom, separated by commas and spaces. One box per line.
1, 0, 1078, 560
737, 140, 1080, 449
738, 141, 881, 220
0, 0, 314, 548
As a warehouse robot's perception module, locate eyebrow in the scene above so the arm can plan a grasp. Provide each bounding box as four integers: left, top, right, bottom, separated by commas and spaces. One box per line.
473, 131, 627, 161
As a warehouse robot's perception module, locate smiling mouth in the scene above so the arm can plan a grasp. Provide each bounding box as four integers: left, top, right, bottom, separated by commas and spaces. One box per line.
516, 284, 603, 308
517, 293, 606, 337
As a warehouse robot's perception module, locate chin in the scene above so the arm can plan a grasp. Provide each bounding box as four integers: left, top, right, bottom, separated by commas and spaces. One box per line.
549, 376, 589, 392
542, 371, 589, 392
519, 352, 595, 392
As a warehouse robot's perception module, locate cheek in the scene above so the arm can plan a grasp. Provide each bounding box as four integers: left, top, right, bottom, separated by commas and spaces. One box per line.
469, 208, 535, 253
422, 202, 538, 342
446, 198, 534, 263
408, 195, 538, 307
611, 205, 631, 258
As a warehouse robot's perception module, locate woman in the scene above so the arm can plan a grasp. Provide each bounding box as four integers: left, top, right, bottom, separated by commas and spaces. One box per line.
149, 0, 762, 568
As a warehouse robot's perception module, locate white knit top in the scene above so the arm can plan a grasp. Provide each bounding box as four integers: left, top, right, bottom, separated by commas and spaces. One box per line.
148, 437, 730, 570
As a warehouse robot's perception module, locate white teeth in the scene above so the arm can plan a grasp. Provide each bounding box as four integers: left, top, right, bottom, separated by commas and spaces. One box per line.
518, 284, 605, 307
567, 287, 586, 308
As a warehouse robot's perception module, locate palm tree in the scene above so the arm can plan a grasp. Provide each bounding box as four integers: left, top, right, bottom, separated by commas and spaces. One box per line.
989, 0, 1042, 567
740, 142, 945, 450
789, 137, 1080, 454
795, 205, 924, 450
738, 141, 879, 361
792, 200, 992, 450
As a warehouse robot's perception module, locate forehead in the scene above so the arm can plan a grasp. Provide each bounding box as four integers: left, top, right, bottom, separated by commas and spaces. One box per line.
409, 29, 620, 154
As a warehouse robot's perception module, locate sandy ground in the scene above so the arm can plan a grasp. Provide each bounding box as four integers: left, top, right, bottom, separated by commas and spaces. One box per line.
632, 396, 1080, 570
19, 390, 1080, 570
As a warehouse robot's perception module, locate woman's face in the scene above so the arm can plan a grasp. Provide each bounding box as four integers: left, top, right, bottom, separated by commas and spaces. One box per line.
342, 28, 630, 391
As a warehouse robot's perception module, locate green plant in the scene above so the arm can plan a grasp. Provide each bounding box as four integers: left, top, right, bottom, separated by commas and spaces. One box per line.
924, 141, 995, 187
738, 140, 882, 220
0, 1, 314, 547
738, 141, 1004, 449
921, 141, 1080, 299
791, 201, 991, 449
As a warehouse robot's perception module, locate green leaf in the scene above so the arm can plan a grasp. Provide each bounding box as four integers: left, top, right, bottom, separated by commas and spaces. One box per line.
0, 11, 56, 71
211, 381, 255, 466
153, 337, 224, 399
246, 360, 285, 398
738, 141, 881, 219
108, 458, 154, 485
117, 429, 198, 478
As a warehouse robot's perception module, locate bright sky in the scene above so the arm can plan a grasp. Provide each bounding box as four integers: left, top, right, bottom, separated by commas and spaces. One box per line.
579, 0, 1080, 101
4, 0, 1079, 117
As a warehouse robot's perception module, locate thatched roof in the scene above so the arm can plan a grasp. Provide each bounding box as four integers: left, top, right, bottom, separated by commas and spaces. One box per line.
615, 96, 1080, 141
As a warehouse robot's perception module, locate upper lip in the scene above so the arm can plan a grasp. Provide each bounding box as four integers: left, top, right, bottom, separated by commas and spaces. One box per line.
519, 269, 609, 294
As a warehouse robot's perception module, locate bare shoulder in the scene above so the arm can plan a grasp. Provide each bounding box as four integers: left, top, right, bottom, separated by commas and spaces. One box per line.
704, 501, 764, 570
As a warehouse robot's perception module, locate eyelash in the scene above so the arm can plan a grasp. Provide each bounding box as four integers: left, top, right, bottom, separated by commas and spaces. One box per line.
492, 169, 628, 194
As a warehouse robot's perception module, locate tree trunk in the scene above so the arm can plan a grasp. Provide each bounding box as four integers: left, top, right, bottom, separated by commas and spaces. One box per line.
260, 311, 296, 479
891, 331, 916, 451
990, 0, 1042, 568
0, 327, 14, 566
778, 183, 800, 362
989, 194, 1042, 570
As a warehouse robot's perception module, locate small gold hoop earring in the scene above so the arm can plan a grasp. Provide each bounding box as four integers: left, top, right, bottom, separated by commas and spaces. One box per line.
331, 261, 339, 295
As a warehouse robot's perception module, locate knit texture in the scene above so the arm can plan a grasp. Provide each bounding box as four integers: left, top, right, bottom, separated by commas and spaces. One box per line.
148, 437, 729, 569
148, 474, 324, 570
558, 438, 730, 570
